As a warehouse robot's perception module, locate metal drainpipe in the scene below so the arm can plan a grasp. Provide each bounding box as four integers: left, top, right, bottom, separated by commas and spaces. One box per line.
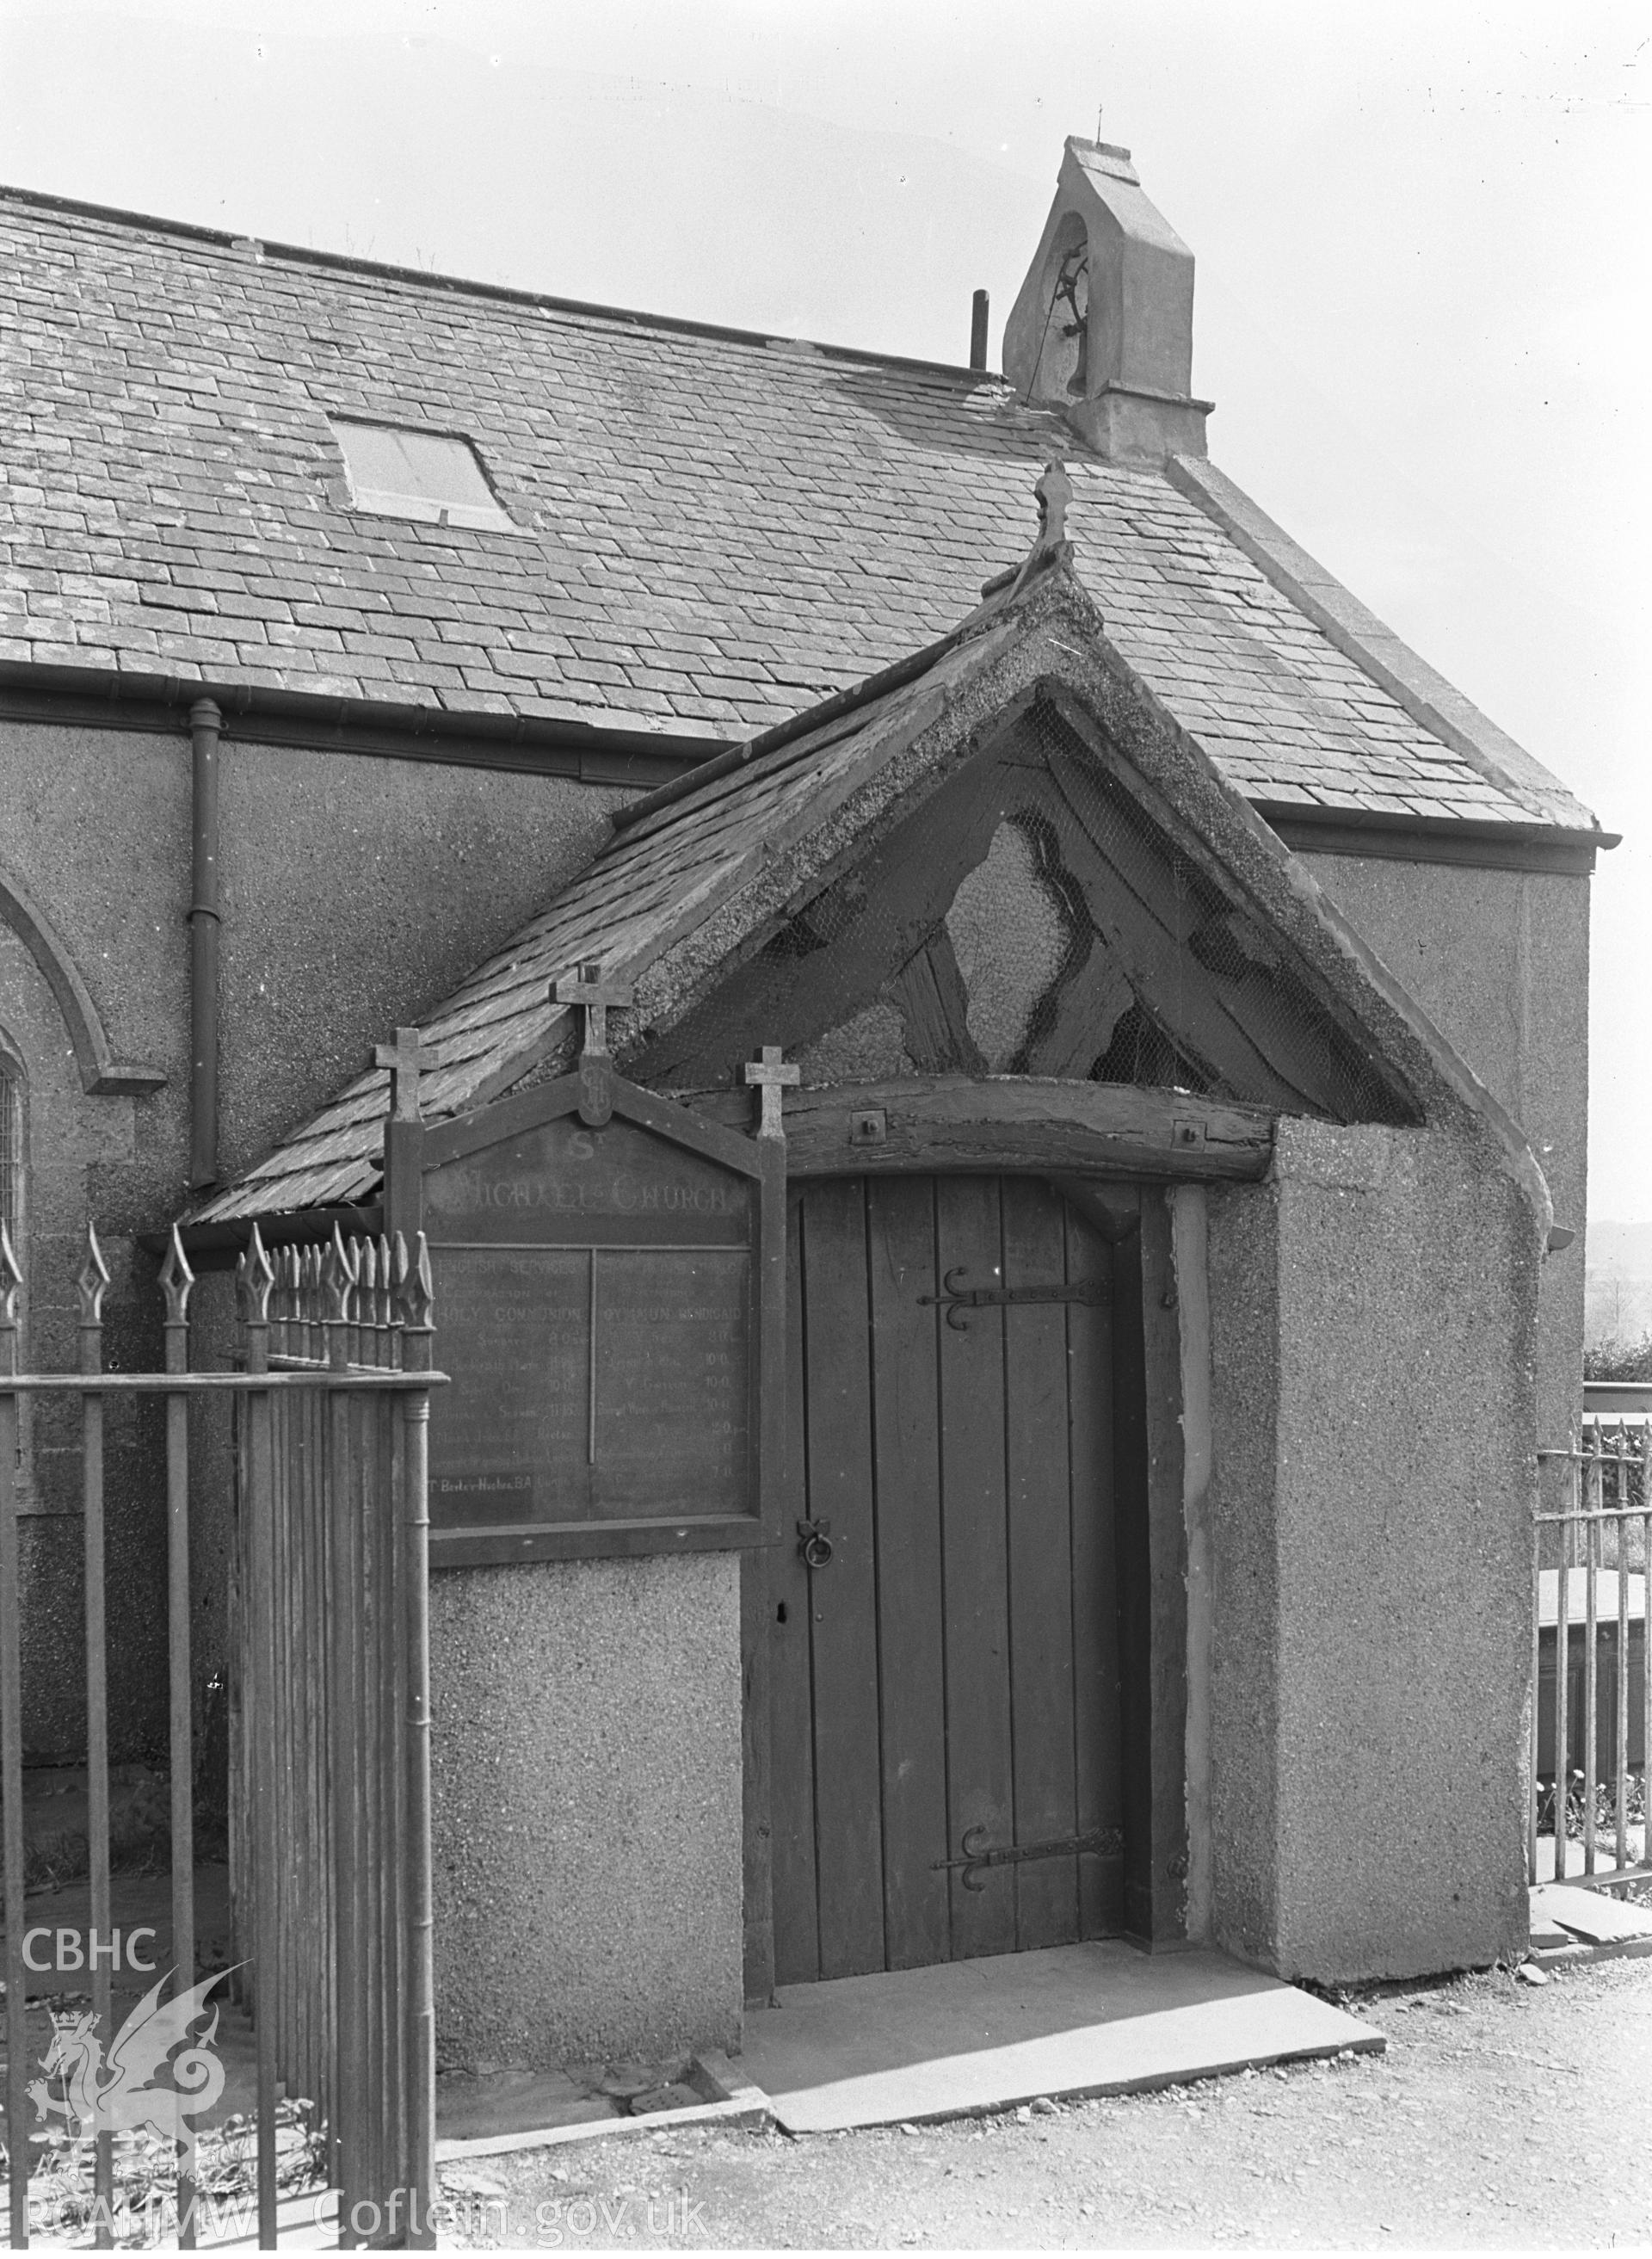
188, 697, 223, 1190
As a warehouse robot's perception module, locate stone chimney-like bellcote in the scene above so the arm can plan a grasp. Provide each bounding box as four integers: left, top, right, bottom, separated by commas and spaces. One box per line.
1003, 137, 1212, 464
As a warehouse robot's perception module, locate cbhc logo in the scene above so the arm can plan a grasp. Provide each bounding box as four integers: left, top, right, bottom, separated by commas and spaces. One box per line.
22, 1928, 157, 1972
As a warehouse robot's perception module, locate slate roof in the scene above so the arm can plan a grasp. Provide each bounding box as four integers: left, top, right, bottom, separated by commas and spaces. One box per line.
0, 186, 1595, 832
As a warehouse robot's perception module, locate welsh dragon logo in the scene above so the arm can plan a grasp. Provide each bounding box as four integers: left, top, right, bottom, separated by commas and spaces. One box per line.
28, 1971, 232, 2145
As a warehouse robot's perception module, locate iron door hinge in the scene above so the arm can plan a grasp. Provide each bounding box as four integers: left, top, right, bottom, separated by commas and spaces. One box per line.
932, 1823, 1125, 1892
919, 1267, 1107, 1330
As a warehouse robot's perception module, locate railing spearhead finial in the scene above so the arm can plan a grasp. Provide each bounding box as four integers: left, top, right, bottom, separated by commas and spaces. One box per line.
322, 1222, 358, 1325
235, 1222, 275, 1327
159, 1225, 195, 1330
76, 1224, 111, 1330
393, 1231, 435, 1331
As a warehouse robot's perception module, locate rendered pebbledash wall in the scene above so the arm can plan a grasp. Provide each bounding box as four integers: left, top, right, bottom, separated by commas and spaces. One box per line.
0, 714, 619, 1756
428, 1554, 744, 2068
1203, 1114, 1541, 1981
1299, 850, 1588, 1457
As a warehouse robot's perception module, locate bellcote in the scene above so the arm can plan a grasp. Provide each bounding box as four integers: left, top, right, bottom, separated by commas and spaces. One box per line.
1002, 138, 1211, 465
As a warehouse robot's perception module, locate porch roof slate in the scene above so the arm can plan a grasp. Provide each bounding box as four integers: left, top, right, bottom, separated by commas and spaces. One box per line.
0, 186, 1595, 836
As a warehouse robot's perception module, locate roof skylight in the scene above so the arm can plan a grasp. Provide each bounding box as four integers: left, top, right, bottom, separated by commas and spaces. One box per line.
330, 417, 513, 529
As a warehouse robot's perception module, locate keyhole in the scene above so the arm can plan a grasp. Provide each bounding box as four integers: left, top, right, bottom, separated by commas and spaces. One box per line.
776, 1602, 788, 1624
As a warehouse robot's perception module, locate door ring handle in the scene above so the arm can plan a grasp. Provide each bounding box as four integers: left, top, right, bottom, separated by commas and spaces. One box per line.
797, 1518, 833, 1569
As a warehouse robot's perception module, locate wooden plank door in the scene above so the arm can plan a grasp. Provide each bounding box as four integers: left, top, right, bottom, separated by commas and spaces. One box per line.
768, 1174, 1123, 1984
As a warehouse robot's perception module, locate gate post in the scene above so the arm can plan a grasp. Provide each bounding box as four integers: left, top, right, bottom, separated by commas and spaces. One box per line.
76, 1228, 115, 2246
160, 1228, 200, 2248
237, 1230, 280, 2255
0, 1225, 28, 2250
396, 1234, 436, 2248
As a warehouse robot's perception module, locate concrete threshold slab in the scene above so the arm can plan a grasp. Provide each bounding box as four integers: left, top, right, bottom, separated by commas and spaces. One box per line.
738, 1941, 1383, 2134
1532, 1882, 1652, 1944
1528, 1881, 1652, 1969
434, 2054, 770, 2162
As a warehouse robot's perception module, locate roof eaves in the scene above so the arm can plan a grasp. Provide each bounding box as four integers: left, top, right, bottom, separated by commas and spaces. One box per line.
1254, 800, 1617, 855
0, 657, 724, 784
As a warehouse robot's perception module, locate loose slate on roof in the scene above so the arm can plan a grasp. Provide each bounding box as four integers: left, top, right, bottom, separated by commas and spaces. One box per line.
0, 185, 1600, 836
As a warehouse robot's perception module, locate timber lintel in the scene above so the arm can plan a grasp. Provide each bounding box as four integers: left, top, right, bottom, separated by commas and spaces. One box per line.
689, 1075, 1275, 1182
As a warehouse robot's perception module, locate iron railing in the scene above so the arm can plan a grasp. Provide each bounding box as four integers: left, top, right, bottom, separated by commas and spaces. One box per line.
0, 1219, 443, 2249
1532, 1406, 1651, 1891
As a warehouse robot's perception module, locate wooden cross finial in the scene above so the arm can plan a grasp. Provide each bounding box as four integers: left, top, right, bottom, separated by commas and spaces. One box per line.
554, 962, 636, 1127
373, 1026, 424, 1122
743, 1045, 799, 1139
983, 458, 1079, 603
552, 962, 634, 1059
1035, 458, 1072, 550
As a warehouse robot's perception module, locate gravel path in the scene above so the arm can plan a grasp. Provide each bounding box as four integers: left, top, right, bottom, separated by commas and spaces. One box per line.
441, 1955, 1652, 2248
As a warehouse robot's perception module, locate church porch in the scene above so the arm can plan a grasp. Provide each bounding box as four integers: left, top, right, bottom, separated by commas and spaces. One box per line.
179, 550, 1548, 2078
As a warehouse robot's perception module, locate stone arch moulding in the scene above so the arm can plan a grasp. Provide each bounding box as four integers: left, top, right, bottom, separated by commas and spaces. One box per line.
0, 866, 165, 1097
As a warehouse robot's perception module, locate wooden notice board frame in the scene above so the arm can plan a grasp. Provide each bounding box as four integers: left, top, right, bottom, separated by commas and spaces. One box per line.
383, 1068, 786, 1567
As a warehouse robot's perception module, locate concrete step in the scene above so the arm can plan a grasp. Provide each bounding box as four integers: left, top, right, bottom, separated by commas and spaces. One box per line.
737, 1940, 1381, 2134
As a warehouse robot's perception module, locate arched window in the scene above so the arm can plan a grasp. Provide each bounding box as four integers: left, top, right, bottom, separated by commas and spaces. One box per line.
0, 1047, 23, 1491
0, 1047, 21, 1270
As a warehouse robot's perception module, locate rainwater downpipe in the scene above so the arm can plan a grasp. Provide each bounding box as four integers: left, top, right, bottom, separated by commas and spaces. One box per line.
188, 697, 222, 1191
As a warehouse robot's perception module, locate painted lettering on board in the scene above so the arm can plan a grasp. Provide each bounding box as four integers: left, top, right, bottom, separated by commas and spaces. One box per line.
425, 1116, 753, 1532
425, 1118, 748, 1247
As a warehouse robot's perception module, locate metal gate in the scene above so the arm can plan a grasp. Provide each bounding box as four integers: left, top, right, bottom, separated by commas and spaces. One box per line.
0, 1218, 442, 2249
1531, 1403, 1652, 1890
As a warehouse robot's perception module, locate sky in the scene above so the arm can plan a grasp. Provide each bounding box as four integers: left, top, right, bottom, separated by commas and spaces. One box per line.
2, 0, 1649, 1219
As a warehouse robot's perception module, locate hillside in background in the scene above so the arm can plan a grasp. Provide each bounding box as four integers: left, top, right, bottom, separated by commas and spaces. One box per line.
1587, 1220, 1652, 1349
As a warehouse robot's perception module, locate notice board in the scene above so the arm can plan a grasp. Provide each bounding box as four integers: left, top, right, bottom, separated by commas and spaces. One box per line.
385, 1074, 781, 1565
